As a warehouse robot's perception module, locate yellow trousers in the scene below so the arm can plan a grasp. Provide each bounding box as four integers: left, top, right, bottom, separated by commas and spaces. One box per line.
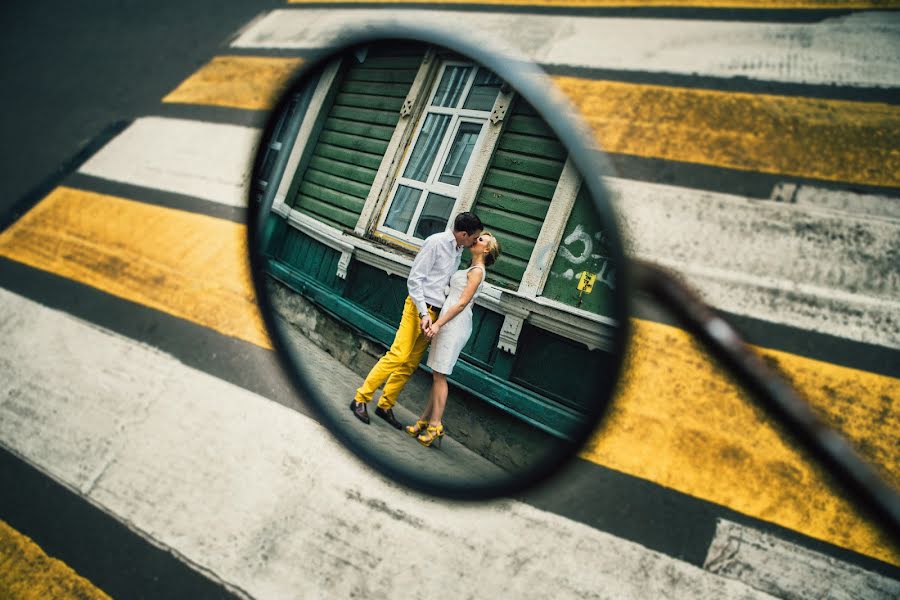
354, 296, 437, 408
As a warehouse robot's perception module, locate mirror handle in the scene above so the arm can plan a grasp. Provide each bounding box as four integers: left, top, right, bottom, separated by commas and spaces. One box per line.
632, 260, 900, 545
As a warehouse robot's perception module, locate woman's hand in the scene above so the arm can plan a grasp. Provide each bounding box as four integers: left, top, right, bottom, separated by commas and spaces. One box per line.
426, 323, 441, 339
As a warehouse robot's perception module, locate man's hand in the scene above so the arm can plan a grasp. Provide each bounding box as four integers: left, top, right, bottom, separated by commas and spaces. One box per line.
420, 314, 432, 334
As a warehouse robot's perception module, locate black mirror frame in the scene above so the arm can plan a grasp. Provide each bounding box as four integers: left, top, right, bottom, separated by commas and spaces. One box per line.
247, 24, 633, 501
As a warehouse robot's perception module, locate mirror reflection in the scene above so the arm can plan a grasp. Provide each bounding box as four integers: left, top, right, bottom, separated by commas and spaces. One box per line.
253, 40, 623, 489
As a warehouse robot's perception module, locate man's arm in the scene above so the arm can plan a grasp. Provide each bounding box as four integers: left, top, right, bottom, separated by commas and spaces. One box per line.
407, 236, 439, 319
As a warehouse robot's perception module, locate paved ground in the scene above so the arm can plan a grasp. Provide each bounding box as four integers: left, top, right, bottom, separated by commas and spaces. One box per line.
0, 1, 898, 598
275, 313, 507, 484
0, 0, 281, 221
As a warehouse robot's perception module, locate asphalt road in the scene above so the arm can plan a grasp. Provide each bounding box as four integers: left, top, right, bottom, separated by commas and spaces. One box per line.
0, 2, 898, 598
0, 2, 281, 597
0, 0, 281, 221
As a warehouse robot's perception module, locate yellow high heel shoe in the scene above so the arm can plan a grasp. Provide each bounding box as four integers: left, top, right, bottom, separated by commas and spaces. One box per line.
406, 419, 428, 437
417, 424, 444, 448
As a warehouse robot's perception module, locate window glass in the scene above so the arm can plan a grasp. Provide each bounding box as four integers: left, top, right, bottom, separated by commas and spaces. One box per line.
431, 65, 472, 108
413, 193, 455, 239
462, 68, 502, 111
438, 122, 483, 186
381, 61, 503, 243
403, 113, 451, 181
384, 185, 422, 233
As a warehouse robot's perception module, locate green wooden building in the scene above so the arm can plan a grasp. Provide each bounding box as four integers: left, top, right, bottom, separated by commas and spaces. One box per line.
259, 43, 618, 441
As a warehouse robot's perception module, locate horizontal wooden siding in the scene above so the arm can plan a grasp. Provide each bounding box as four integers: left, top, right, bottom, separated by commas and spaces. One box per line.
289, 46, 425, 230
471, 99, 567, 290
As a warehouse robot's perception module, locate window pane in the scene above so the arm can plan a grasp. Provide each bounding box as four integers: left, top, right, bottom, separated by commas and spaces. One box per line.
403, 113, 451, 182
413, 193, 455, 239
384, 185, 422, 234
432, 65, 472, 108
462, 68, 502, 111
438, 122, 483, 186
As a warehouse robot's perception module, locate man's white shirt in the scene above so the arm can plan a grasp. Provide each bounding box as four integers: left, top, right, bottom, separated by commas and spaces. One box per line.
407, 230, 463, 316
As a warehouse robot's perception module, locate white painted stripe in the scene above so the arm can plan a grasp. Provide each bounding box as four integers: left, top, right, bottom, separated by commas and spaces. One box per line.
232, 9, 900, 88
0, 287, 776, 599
610, 177, 900, 349
70, 115, 900, 348
704, 519, 900, 599
78, 117, 259, 207
790, 185, 900, 222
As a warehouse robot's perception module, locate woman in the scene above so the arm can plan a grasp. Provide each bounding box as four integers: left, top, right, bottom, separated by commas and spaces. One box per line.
406, 232, 501, 447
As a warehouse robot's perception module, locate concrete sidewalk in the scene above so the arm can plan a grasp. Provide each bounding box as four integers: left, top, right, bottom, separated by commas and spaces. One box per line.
276, 314, 507, 484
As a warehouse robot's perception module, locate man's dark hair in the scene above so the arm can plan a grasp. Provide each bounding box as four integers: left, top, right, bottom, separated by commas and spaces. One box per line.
452, 211, 482, 235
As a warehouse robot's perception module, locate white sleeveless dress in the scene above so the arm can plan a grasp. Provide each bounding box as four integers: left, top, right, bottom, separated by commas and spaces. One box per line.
426, 265, 485, 375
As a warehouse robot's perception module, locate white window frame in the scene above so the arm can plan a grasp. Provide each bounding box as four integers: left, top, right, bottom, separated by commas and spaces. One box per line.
375, 60, 497, 246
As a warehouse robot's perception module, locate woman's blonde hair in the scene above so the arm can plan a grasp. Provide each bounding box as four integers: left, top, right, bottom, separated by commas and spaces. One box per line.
480, 231, 501, 267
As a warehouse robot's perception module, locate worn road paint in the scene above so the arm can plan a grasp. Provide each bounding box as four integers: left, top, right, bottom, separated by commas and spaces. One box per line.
78, 117, 259, 207
0, 187, 269, 349
609, 177, 900, 349
703, 519, 900, 599
555, 77, 900, 188
582, 317, 899, 566
1, 189, 896, 565
70, 115, 900, 348
159, 52, 900, 189
791, 185, 900, 221
163, 55, 303, 110
0, 519, 111, 600
0, 288, 777, 599
236, 9, 900, 88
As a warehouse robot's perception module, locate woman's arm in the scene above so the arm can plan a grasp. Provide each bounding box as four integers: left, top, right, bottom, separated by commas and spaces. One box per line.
431, 269, 484, 331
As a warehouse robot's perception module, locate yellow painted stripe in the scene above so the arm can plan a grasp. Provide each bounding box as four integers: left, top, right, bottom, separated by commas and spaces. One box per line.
170, 55, 900, 188
0, 519, 111, 600
0, 187, 270, 349
287, 0, 900, 8
163, 55, 303, 111
582, 318, 900, 567
1, 189, 897, 565
556, 77, 900, 188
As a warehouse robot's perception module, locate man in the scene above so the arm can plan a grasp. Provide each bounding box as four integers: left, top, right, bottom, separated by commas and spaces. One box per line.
350, 212, 483, 428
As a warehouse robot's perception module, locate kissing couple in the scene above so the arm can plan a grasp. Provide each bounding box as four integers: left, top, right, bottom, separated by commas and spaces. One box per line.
349, 211, 501, 448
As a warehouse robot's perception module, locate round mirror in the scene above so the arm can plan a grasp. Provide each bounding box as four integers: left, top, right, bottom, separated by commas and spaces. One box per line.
248, 28, 630, 499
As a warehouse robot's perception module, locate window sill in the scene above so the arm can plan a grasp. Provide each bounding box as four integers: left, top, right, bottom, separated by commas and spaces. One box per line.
277, 205, 617, 351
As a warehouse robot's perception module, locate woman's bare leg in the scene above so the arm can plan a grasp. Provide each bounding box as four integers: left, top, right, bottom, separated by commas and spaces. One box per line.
419, 387, 434, 422
429, 372, 449, 425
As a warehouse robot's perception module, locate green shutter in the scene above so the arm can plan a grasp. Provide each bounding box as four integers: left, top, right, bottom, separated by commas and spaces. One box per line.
471, 99, 566, 289
289, 46, 426, 231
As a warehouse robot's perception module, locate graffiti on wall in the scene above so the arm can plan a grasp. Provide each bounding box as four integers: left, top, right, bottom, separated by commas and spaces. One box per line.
541, 188, 616, 317
556, 224, 615, 291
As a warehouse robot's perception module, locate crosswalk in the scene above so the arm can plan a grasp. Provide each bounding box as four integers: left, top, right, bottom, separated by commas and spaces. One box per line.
1, 3, 898, 597
237, 8, 900, 90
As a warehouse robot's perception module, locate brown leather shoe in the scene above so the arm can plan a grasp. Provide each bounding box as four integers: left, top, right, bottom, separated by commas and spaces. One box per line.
375, 406, 403, 430
350, 400, 370, 424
